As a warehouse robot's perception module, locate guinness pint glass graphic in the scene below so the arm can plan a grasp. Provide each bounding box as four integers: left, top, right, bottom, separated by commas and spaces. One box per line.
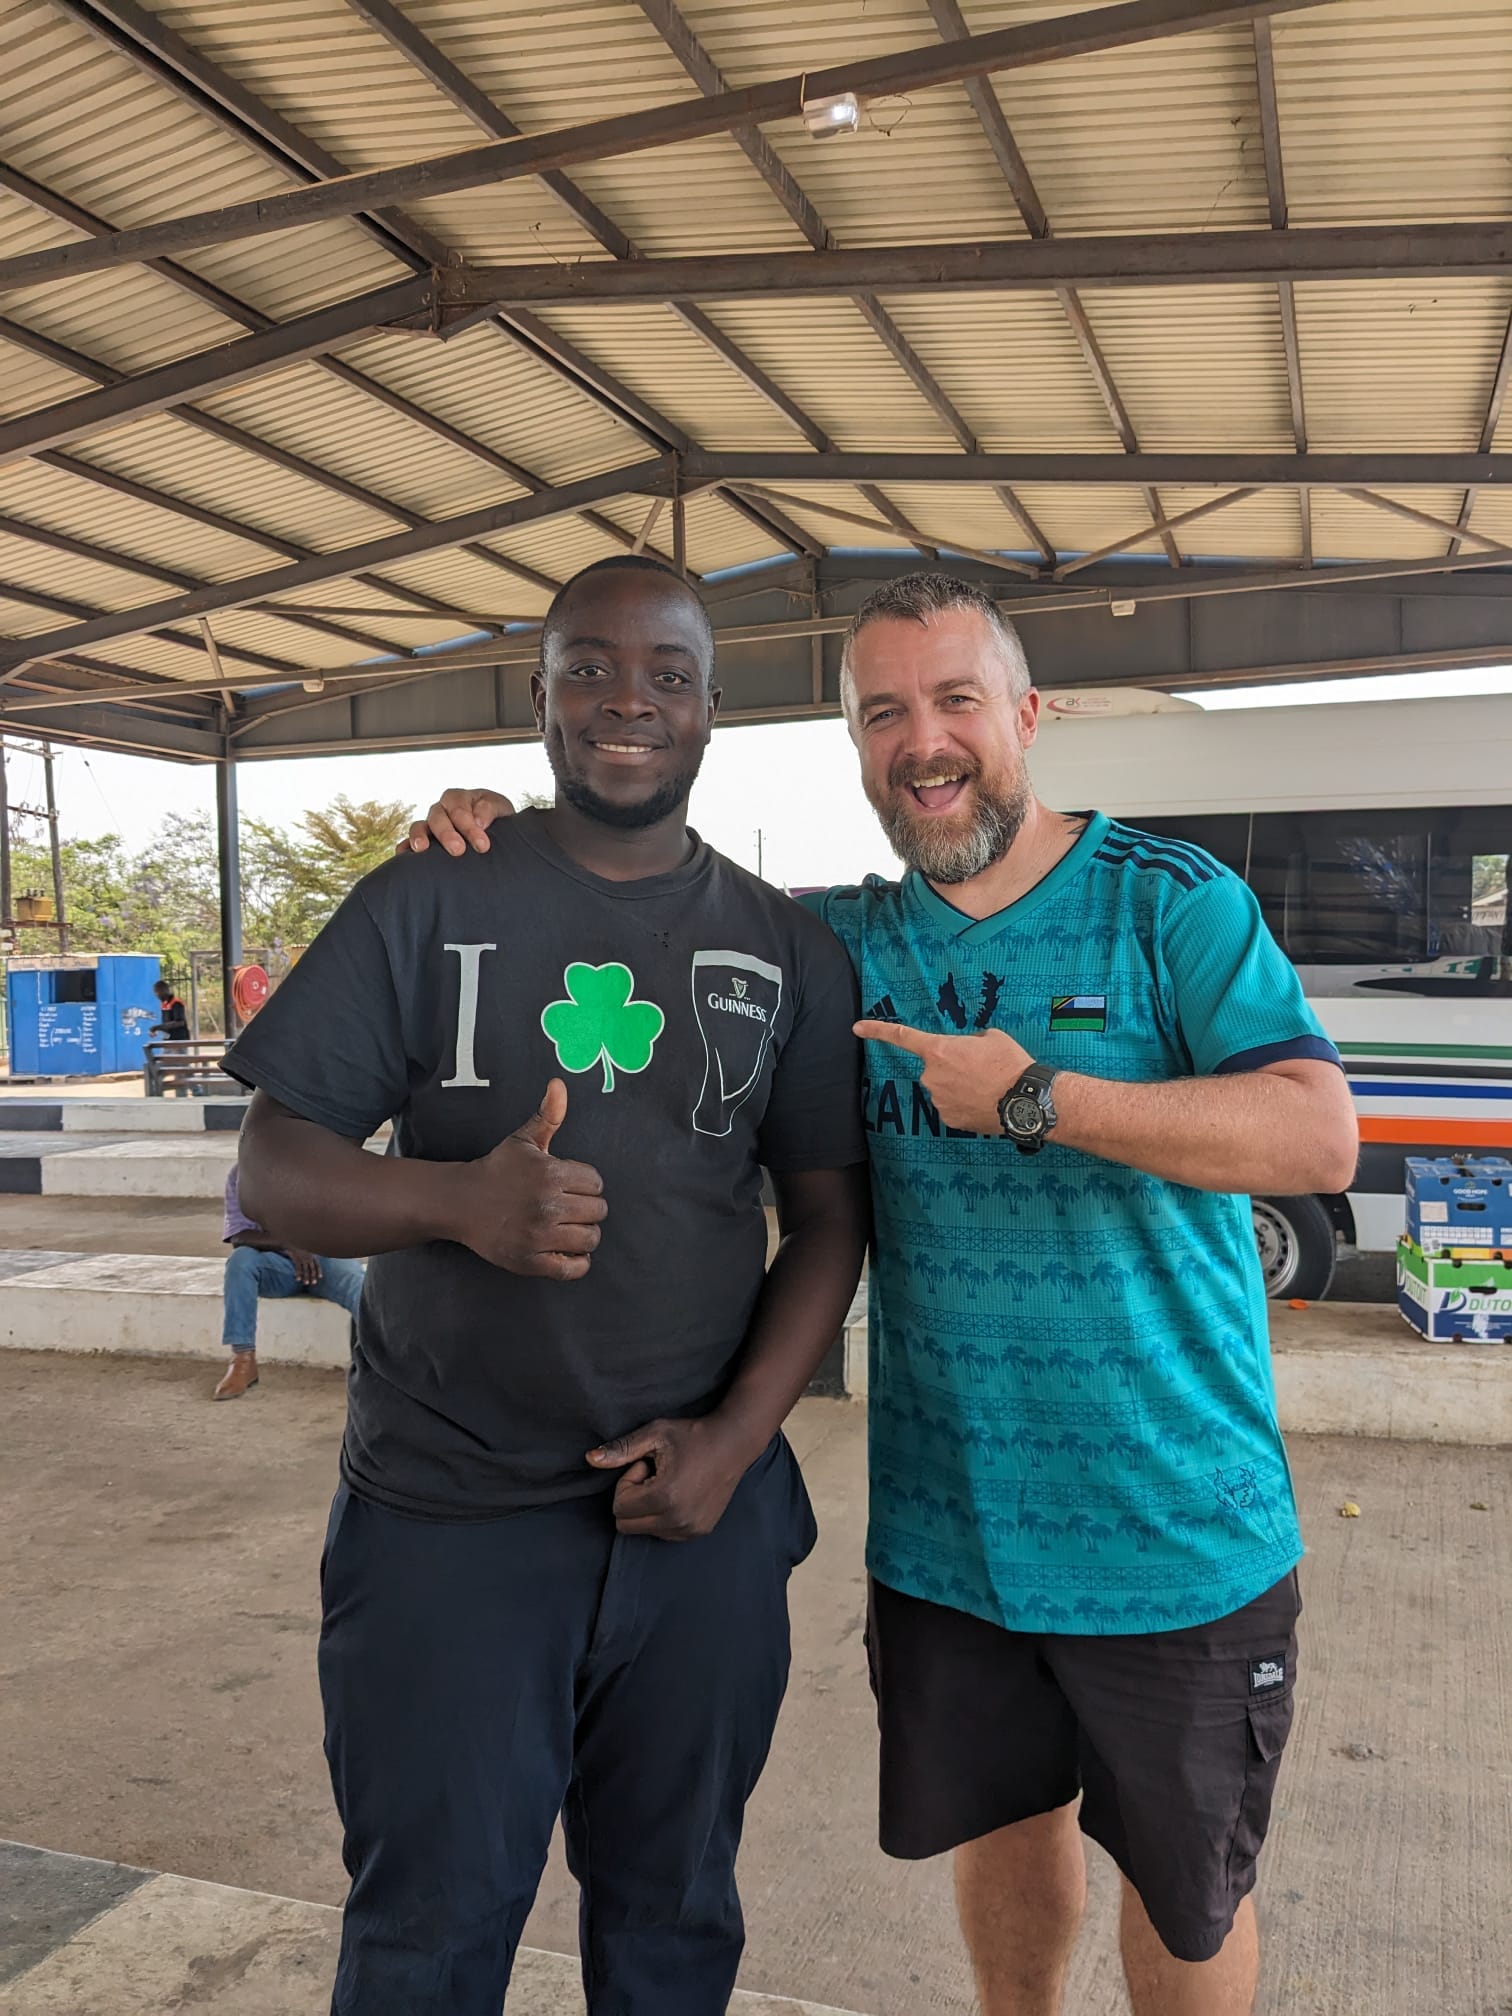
691, 949, 784, 1137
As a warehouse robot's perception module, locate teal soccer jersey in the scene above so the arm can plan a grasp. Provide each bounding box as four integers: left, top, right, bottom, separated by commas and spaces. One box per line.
815, 813, 1340, 1634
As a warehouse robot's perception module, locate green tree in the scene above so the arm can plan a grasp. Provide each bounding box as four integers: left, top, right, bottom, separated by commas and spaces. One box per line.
1472, 852, 1507, 905
298, 796, 413, 898
4, 793, 413, 973
6, 831, 134, 956
240, 795, 413, 957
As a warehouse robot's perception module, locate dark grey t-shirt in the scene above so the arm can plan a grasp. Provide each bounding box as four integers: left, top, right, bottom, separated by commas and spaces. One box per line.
223, 814, 865, 1519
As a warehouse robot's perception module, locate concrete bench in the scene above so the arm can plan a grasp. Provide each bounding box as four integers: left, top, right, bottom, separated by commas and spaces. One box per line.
840, 1286, 1512, 1447
0, 1251, 352, 1369
0, 1129, 387, 1198
0, 1097, 248, 1134
35, 1139, 246, 1200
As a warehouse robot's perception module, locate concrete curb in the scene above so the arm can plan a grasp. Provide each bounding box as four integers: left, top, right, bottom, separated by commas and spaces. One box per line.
0, 1841, 875, 2015
0, 1252, 351, 1368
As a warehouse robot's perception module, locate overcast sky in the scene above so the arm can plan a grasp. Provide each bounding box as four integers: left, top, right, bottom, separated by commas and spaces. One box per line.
13, 660, 1512, 888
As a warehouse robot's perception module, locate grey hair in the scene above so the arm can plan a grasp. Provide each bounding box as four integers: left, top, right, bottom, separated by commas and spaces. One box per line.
839, 572, 1031, 715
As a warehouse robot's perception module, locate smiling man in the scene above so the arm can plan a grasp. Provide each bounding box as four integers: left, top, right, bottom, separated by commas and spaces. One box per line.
415, 570, 1358, 2016
824, 577, 1354, 2016
223, 555, 868, 2016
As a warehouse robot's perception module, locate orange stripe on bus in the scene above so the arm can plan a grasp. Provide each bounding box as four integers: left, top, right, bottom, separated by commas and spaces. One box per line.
1356, 1117, 1512, 1147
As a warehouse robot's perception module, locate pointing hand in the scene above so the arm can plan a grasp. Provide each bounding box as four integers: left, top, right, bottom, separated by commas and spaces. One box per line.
853, 1020, 1034, 1138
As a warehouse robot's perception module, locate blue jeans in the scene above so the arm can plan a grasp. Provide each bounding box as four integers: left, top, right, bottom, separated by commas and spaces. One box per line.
221, 1246, 365, 1351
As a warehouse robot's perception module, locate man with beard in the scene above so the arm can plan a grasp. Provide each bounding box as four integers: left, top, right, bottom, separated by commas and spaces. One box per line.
413, 571, 1358, 2016
224, 555, 869, 2016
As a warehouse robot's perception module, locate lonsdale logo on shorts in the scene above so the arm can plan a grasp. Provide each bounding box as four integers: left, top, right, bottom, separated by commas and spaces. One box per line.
541, 962, 665, 1093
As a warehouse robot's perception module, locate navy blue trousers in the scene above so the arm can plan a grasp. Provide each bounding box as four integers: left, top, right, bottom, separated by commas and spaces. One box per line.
317, 1436, 817, 2015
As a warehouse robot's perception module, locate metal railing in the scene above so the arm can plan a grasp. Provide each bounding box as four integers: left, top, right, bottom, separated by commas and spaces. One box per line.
143, 1039, 237, 1099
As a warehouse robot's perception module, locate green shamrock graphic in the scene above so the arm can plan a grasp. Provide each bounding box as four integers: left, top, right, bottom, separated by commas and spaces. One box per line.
540, 962, 666, 1094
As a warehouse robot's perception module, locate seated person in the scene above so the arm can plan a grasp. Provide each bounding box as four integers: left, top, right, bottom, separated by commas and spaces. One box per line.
216, 1166, 364, 1401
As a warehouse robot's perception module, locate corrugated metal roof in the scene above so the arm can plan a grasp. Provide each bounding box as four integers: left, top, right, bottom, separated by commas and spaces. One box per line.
0, 334, 95, 422
1076, 286, 1295, 451
401, 0, 708, 129
0, 524, 178, 614
374, 545, 563, 616
1006, 481, 1158, 559
1141, 485, 1304, 562
534, 302, 816, 451
1309, 487, 1469, 559
338, 322, 652, 486
875, 293, 1122, 453
1297, 280, 1509, 451
70, 412, 403, 555
0, 0, 1508, 724
194, 362, 527, 522
958, 4, 1272, 235
693, 299, 963, 450
0, 0, 402, 326
1276, 0, 1512, 226
0, 456, 277, 581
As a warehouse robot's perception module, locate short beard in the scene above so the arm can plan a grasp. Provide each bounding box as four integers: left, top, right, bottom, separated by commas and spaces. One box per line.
875, 769, 1031, 884
546, 723, 700, 830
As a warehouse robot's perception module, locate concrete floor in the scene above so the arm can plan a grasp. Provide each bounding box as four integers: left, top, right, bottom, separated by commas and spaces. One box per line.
0, 1845, 863, 2016
1, 1351, 1508, 2016
0, 1196, 229, 1257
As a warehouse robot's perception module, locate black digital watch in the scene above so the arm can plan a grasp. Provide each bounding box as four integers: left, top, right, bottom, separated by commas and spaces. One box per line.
997, 1062, 1060, 1155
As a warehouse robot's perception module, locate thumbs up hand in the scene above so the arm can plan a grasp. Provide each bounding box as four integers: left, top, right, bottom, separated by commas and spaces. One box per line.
462, 1079, 607, 1279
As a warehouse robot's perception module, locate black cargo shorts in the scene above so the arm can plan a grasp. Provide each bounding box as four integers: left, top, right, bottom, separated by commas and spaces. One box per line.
866, 1570, 1301, 1964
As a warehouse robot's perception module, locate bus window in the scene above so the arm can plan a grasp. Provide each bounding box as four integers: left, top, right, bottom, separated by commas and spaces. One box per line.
1121, 806, 1510, 993
1251, 806, 1511, 993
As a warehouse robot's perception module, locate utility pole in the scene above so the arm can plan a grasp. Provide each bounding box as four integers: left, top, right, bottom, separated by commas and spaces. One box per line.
42, 742, 66, 953
216, 746, 243, 1040
0, 738, 9, 930
755, 828, 764, 880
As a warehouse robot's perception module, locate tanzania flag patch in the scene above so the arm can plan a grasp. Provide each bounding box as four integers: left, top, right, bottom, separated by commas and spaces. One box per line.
1050, 994, 1107, 1033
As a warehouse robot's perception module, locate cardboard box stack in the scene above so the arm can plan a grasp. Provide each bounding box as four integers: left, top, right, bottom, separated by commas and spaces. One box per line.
1398, 1156, 1512, 1343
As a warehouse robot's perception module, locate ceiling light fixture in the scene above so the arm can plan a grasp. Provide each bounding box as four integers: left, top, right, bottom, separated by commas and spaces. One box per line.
802, 91, 859, 141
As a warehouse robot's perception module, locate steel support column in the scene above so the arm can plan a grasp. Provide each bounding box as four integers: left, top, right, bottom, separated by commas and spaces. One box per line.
216, 745, 243, 1041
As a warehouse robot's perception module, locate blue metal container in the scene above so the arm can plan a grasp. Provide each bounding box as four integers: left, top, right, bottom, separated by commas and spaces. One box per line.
5, 954, 162, 1077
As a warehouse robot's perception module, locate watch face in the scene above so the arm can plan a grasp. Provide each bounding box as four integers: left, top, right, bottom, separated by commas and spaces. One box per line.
1005, 1094, 1044, 1136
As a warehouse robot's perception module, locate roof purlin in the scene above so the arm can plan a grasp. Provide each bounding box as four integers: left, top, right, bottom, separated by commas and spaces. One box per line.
635, 0, 1053, 564
0, 455, 676, 673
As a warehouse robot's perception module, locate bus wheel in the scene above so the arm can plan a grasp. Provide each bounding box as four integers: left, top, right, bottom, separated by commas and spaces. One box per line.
1252, 1195, 1337, 1301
